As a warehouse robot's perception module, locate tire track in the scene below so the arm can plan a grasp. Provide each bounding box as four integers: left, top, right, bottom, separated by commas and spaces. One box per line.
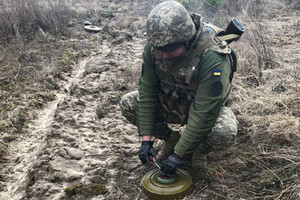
0, 38, 146, 200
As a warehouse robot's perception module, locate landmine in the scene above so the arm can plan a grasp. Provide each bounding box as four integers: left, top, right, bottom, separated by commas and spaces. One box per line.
83, 21, 100, 32
141, 169, 192, 200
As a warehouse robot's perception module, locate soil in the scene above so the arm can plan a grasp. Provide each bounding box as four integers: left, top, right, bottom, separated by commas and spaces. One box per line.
0, 0, 299, 200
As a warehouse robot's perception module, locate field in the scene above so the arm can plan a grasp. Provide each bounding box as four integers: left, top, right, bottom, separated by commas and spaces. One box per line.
0, 0, 299, 199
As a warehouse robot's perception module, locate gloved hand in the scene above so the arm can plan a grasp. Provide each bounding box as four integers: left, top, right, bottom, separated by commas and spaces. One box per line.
138, 141, 157, 165
159, 152, 182, 177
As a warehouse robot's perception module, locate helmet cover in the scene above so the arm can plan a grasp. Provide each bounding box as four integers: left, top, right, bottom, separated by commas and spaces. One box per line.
146, 1, 196, 47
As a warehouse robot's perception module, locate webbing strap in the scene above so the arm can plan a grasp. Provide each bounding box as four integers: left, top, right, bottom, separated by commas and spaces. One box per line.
158, 34, 240, 80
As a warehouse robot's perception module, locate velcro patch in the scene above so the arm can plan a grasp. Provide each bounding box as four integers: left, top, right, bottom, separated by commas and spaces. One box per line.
211, 81, 223, 96
205, 27, 211, 34
213, 69, 222, 76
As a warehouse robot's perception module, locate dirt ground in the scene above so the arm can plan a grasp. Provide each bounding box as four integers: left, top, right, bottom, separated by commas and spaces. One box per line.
0, 0, 299, 200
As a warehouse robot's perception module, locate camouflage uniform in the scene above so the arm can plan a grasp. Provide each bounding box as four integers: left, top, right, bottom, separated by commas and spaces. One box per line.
120, 91, 238, 157
146, 1, 196, 47
120, 1, 238, 160
120, 90, 173, 140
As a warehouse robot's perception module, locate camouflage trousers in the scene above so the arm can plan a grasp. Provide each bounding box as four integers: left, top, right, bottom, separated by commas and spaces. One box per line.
120, 90, 238, 156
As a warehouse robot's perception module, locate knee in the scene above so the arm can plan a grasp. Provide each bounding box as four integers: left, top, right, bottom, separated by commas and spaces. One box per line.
206, 129, 236, 151
120, 91, 138, 124
207, 107, 238, 149
120, 91, 138, 113
213, 107, 238, 137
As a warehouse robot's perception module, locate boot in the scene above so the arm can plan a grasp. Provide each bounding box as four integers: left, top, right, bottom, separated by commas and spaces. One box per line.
191, 144, 210, 172
156, 131, 181, 163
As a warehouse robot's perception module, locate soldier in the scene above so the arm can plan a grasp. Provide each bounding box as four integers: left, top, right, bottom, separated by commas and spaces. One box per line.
120, 1, 239, 177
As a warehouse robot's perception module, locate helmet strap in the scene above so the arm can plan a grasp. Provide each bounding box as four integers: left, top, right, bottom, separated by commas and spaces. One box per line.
186, 33, 197, 51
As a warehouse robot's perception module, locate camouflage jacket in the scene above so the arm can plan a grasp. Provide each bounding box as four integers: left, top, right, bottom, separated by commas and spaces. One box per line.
136, 14, 236, 158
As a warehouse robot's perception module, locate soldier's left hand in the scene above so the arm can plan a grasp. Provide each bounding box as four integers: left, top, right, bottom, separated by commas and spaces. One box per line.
159, 152, 182, 177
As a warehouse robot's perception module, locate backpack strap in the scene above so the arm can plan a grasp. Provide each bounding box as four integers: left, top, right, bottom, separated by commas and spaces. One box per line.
228, 47, 237, 81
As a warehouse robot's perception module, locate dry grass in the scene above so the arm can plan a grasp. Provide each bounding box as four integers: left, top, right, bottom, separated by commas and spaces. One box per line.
0, 0, 299, 199
0, 0, 74, 44
188, 0, 268, 25
0, 0, 91, 142
189, 0, 300, 198
285, 0, 300, 10
191, 114, 300, 199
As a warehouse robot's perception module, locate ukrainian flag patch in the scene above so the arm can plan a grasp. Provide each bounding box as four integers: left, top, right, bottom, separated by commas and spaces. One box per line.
213, 69, 222, 76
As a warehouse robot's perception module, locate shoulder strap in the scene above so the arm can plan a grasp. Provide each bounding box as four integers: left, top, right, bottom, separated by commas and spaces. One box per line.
158, 33, 240, 80
229, 47, 237, 81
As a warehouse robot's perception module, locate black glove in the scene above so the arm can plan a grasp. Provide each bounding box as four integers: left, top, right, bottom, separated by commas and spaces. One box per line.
138, 141, 157, 165
159, 152, 182, 177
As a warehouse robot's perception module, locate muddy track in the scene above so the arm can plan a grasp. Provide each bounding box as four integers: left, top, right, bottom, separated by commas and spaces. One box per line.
0, 0, 299, 199
0, 39, 147, 200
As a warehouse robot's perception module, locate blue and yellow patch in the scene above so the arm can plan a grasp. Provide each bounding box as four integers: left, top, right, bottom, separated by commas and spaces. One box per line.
213, 69, 222, 76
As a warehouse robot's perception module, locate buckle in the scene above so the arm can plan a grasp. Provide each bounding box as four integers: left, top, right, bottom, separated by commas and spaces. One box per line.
212, 36, 221, 45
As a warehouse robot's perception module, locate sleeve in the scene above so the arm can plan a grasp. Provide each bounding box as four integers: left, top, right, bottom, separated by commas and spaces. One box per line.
135, 44, 160, 136
174, 51, 232, 159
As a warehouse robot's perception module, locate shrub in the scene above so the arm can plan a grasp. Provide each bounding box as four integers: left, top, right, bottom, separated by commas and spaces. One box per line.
247, 21, 276, 77
203, 0, 223, 11
0, 0, 74, 44
179, 0, 190, 8
285, 0, 300, 10
105, 8, 114, 18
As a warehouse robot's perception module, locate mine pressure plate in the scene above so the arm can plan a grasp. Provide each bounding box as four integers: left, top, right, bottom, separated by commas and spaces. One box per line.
84, 25, 100, 32
141, 169, 193, 200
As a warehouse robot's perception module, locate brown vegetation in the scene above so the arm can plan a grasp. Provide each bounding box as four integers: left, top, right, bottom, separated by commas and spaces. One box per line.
0, 0, 299, 199
0, 0, 73, 43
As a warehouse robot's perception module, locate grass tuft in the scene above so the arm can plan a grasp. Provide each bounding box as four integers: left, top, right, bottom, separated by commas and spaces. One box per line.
0, 0, 74, 44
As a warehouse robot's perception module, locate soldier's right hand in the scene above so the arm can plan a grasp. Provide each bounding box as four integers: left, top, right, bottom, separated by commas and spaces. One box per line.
138, 141, 157, 165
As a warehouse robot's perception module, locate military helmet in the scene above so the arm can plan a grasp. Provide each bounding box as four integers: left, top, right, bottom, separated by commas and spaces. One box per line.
146, 1, 196, 48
